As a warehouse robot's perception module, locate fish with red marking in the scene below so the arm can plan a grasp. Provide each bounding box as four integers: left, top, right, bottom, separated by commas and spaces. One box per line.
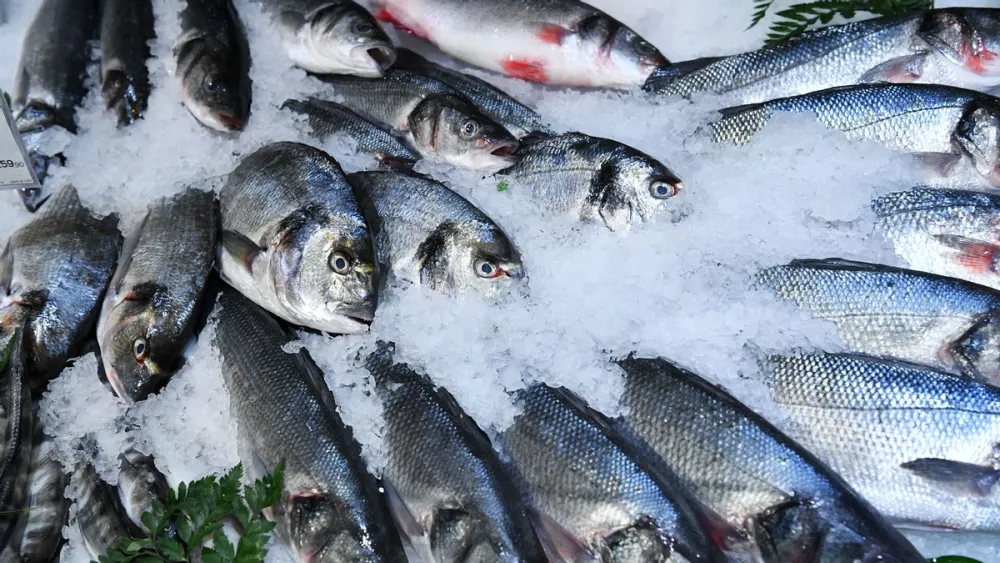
373, 0, 667, 88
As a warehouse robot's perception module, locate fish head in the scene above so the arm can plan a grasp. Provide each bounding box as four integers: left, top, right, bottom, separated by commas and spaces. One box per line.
418, 221, 525, 298
954, 103, 1000, 187
919, 9, 1000, 77
302, 3, 396, 76
409, 96, 519, 173
578, 15, 668, 87
101, 293, 181, 402
179, 38, 250, 132
954, 310, 1000, 385
425, 505, 511, 562
279, 491, 378, 562
599, 151, 683, 229
601, 522, 676, 562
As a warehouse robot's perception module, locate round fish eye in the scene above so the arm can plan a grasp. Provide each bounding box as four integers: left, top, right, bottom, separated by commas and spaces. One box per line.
474, 259, 502, 279
649, 180, 676, 199
353, 20, 375, 35
460, 120, 479, 138
329, 251, 352, 274
203, 73, 223, 93
133, 337, 149, 362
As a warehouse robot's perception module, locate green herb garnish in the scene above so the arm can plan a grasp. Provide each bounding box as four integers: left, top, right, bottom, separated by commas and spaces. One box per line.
497, 180, 510, 192
750, 0, 933, 45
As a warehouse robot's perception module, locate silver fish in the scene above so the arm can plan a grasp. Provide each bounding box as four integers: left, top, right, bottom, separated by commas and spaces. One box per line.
755, 258, 1000, 384
759, 352, 1000, 533
500, 383, 727, 563
617, 355, 925, 563
0, 328, 32, 554
365, 342, 546, 562
214, 287, 405, 562
501, 132, 683, 231
260, 0, 395, 75
97, 189, 217, 403
116, 448, 167, 534
372, 0, 667, 88
74, 462, 131, 560
0, 185, 121, 386
100, 0, 156, 125
18, 421, 69, 563
348, 171, 525, 298
218, 142, 378, 334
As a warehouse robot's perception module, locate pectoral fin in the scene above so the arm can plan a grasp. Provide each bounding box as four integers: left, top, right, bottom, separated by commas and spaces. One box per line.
857, 53, 928, 84
932, 234, 1000, 274
220, 230, 263, 274
901, 457, 1000, 497
529, 507, 598, 563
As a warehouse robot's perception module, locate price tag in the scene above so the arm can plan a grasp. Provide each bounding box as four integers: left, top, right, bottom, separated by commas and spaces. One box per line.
0, 93, 41, 190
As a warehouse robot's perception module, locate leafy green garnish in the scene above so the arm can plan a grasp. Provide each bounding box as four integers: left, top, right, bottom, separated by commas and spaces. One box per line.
496, 180, 510, 192
98, 462, 284, 563
749, 0, 933, 45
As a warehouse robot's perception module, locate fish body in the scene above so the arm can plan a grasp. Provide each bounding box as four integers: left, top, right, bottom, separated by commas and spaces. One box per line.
115, 449, 167, 534
759, 352, 1000, 532
500, 383, 725, 563
0, 185, 121, 385
214, 288, 405, 562
372, 0, 667, 88
74, 463, 131, 560
176, 0, 252, 132
646, 9, 1000, 104
755, 258, 1000, 384
18, 423, 69, 563
97, 189, 217, 402
0, 329, 32, 553
365, 343, 546, 562
617, 356, 925, 563
100, 0, 156, 125
348, 171, 524, 298
501, 132, 682, 231
282, 98, 419, 169
317, 70, 519, 172
218, 142, 378, 334
393, 48, 550, 138
260, 0, 395, 75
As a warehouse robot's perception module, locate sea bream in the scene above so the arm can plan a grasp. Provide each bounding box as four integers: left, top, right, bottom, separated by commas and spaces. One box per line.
616, 356, 925, 563
348, 171, 525, 298
100, 0, 156, 125
214, 287, 406, 561
372, 0, 667, 88
758, 352, 1000, 533
645, 9, 1000, 104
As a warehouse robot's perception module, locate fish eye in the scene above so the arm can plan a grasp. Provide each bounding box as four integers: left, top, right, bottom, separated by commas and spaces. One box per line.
329, 251, 352, 274
474, 259, 502, 279
460, 119, 480, 139
203, 73, 224, 94
133, 338, 149, 362
649, 180, 676, 199
353, 20, 375, 35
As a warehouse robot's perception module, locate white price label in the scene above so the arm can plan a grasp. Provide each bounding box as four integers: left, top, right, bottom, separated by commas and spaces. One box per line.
0, 94, 41, 189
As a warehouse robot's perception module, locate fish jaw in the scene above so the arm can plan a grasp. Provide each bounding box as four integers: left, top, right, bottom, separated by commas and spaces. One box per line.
281, 28, 394, 76
179, 78, 244, 133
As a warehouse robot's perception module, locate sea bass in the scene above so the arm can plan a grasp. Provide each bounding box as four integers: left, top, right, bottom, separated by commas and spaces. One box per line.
712, 83, 1000, 187
74, 462, 132, 559
365, 342, 546, 562
0, 328, 32, 552
759, 352, 1000, 532
348, 171, 525, 298
97, 189, 217, 403
500, 383, 726, 562
0, 185, 121, 385
18, 421, 69, 563
116, 448, 168, 533
372, 0, 667, 88
755, 258, 1000, 384
645, 9, 1000, 104
218, 142, 379, 334
617, 356, 925, 563
100, 0, 156, 125
501, 132, 683, 231
214, 287, 405, 561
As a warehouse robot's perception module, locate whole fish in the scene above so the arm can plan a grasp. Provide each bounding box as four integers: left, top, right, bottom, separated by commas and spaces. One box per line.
0, 185, 121, 385
18, 421, 69, 563
317, 70, 519, 172
616, 356, 925, 563
0, 328, 32, 552
713, 83, 1000, 187
176, 0, 252, 132
393, 48, 551, 139
100, 0, 156, 125
282, 98, 419, 170
348, 171, 525, 298
214, 287, 405, 561
218, 142, 379, 334
97, 189, 217, 402
365, 342, 546, 562
499, 383, 726, 563
11, 0, 100, 211
645, 9, 1000, 104
260, 0, 396, 75
74, 462, 132, 560
116, 448, 167, 533
756, 258, 1000, 384
759, 352, 1000, 532
501, 132, 683, 231
872, 186, 1000, 291
372, 0, 667, 88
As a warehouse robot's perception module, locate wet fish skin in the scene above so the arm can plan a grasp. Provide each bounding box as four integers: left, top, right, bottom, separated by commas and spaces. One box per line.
214, 287, 406, 562
0, 185, 121, 385
97, 189, 218, 403
616, 355, 926, 563
116, 449, 167, 534
372, 0, 667, 88
75, 462, 132, 560
919, 8, 1000, 79
282, 98, 419, 170
262, 0, 395, 75
0, 328, 33, 552
348, 171, 525, 298
758, 352, 1000, 532
218, 142, 379, 334
756, 257, 1000, 384
393, 48, 551, 139
500, 383, 726, 563
100, 0, 156, 125
176, 0, 252, 132
18, 421, 69, 563
501, 132, 683, 231
365, 342, 546, 562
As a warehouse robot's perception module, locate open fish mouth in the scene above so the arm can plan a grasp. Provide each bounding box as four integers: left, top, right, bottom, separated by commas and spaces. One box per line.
217, 112, 246, 131
366, 46, 396, 72
491, 143, 518, 157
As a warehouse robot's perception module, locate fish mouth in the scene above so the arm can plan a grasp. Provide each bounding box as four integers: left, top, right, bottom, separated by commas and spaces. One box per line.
366, 46, 396, 72
103, 364, 135, 405
216, 112, 246, 131
490, 143, 518, 158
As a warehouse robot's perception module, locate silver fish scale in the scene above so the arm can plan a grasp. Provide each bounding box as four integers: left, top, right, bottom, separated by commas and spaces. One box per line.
284, 99, 419, 165
317, 70, 457, 131
19, 425, 68, 563
760, 353, 1000, 531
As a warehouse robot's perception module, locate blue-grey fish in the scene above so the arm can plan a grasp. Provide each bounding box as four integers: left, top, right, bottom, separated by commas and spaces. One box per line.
74, 461, 132, 559
18, 420, 69, 563
100, 0, 155, 125
116, 448, 168, 534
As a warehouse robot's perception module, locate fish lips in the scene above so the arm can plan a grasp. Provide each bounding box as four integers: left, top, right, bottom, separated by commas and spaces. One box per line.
349, 44, 396, 76
325, 302, 376, 334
